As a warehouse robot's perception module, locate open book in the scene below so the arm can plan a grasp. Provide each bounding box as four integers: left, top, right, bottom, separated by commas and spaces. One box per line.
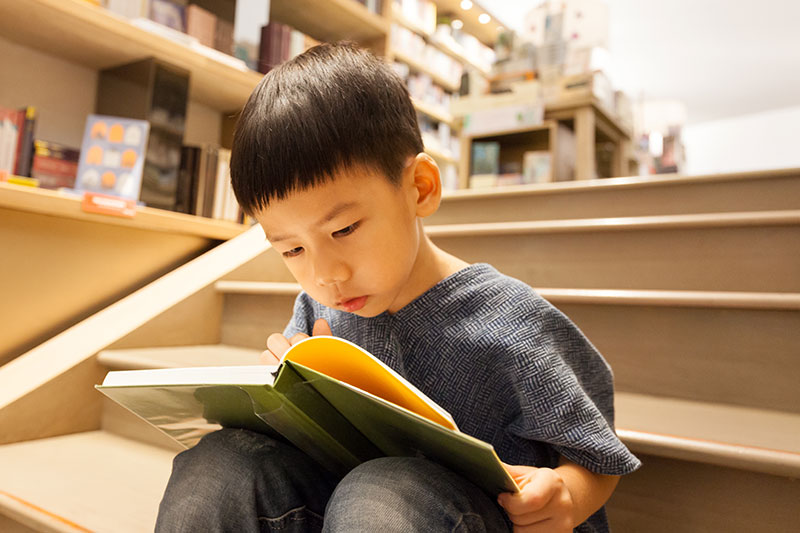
96, 336, 519, 495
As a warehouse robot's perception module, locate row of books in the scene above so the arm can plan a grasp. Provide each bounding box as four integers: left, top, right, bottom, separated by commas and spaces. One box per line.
177, 145, 242, 223
0, 106, 36, 179
470, 141, 553, 188
258, 22, 320, 74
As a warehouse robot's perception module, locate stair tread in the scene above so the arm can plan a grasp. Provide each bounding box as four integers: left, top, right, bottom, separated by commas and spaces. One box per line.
98, 344, 262, 370
0, 430, 176, 533
616, 392, 800, 475
215, 283, 800, 310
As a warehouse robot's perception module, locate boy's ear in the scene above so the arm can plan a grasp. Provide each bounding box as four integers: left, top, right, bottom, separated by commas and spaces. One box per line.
408, 153, 442, 218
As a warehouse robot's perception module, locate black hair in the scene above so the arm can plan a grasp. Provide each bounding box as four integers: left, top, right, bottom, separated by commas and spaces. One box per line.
230, 42, 424, 214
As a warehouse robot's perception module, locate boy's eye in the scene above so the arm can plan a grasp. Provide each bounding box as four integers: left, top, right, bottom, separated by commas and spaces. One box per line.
282, 247, 303, 258
332, 221, 360, 237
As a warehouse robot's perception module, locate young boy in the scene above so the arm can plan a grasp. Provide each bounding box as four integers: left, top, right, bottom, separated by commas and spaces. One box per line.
156, 42, 640, 533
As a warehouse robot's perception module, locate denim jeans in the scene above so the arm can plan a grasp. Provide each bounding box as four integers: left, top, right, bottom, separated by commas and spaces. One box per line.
156, 428, 511, 532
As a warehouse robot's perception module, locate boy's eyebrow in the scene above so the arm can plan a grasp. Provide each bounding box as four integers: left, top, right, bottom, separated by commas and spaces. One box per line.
265, 201, 359, 243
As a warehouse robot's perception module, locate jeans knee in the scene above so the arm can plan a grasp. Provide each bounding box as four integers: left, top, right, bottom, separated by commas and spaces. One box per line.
323, 457, 508, 532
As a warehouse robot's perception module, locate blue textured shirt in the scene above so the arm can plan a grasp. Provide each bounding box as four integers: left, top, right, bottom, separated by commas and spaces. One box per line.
284, 263, 641, 532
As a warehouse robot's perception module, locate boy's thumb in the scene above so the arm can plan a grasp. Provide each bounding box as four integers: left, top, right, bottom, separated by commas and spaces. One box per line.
312, 318, 332, 336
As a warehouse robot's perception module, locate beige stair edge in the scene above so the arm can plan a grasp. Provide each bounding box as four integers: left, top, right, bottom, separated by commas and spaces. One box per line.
616, 392, 800, 478
426, 210, 800, 236
0, 431, 175, 533
98, 344, 262, 370
215, 280, 303, 295
441, 167, 800, 201
0, 225, 270, 411
214, 283, 800, 311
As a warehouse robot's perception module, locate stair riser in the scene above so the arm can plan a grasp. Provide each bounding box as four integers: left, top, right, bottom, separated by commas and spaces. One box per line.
220, 293, 298, 349
431, 224, 800, 292
557, 302, 800, 414
607, 453, 800, 533
431, 174, 800, 225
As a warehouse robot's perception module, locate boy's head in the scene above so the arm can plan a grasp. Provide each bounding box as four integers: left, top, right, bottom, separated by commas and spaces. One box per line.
231, 42, 446, 317
231, 42, 424, 213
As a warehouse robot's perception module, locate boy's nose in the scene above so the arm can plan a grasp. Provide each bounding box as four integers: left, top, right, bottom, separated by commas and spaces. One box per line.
313, 256, 351, 286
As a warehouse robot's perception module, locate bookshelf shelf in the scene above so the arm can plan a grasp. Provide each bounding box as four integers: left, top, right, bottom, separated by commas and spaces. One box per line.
429, 36, 490, 77
393, 49, 461, 92
0, 182, 247, 240
0, 0, 263, 112
411, 98, 456, 128
271, 0, 389, 45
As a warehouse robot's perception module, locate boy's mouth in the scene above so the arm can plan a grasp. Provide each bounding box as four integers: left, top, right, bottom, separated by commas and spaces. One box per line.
339, 295, 368, 312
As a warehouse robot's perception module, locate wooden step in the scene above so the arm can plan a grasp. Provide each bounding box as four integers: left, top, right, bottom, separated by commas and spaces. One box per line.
0, 431, 175, 533
615, 392, 800, 477
430, 168, 800, 225
428, 211, 800, 292
98, 344, 262, 370
542, 289, 800, 414
606, 453, 799, 532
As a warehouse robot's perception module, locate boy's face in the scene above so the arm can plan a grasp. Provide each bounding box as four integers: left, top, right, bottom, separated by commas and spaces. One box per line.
254, 163, 430, 317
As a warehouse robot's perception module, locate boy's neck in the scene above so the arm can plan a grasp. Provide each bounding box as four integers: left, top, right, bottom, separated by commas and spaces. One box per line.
387, 227, 469, 314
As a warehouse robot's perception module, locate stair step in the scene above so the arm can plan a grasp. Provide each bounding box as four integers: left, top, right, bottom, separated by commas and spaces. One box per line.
543, 289, 800, 414
616, 392, 800, 477
431, 168, 800, 224
427, 210, 800, 292
215, 280, 302, 295
98, 344, 262, 370
0, 431, 175, 533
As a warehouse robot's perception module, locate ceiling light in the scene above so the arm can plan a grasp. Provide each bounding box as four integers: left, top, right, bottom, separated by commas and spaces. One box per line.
460, 0, 473, 10
451, 19, 464, 30
478, 13, 491, 24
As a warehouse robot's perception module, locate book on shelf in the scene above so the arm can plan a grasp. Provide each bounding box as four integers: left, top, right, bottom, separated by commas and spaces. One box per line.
30, 140, 80, 190
96, 336, 519, 496
0, 105, 37, 178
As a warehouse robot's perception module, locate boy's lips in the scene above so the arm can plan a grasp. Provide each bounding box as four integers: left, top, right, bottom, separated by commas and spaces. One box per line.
339, 295, 368, 312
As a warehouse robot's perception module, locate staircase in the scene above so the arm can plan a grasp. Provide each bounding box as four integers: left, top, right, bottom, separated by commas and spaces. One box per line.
0, 169, 798, 532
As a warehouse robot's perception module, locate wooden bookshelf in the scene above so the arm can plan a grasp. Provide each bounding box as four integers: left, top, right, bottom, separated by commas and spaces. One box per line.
392, 50, 461, 92
411, 98, 456, 128
0, 0, 263, 112
271, 0, 389, 46
432, 0, 504, 47
0, 182, 248, 363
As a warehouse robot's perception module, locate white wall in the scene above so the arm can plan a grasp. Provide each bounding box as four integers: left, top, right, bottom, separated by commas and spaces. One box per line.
683, 106, 800, 176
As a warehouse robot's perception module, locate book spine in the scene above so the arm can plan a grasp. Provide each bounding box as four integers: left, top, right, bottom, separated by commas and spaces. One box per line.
14, 107, 36, 177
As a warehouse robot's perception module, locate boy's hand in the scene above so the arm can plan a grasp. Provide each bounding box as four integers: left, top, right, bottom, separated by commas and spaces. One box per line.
261, 318, 332, 364
497, 463, 575, 532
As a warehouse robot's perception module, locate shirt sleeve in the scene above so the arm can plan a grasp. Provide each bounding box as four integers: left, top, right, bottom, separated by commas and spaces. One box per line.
282, 292, 317, 338
505, 293, 641, 476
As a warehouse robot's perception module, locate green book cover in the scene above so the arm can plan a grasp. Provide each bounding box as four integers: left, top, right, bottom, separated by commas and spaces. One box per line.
96, 336, 518, 495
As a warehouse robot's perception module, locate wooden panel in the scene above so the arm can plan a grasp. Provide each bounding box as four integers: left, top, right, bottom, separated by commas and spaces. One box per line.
0, 226, 270, 444
0, 207, 216, 363
0, 0, 263, 112
607, 454, 800, 532
428, 213, 800, 292
0, 431, 175, 533
0, 357, 105, 445
548, 299, 800, 413
221, 248, 295, 283
106, 285, 224, 350
430, 168, 800, 225
220, 293, 299, 349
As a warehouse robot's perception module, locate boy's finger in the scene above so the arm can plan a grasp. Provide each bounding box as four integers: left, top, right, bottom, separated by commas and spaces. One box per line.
312, 318, 332, 336
266, 333, 292, 359
289, 332, 309, 345
260, 350, 281, 365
